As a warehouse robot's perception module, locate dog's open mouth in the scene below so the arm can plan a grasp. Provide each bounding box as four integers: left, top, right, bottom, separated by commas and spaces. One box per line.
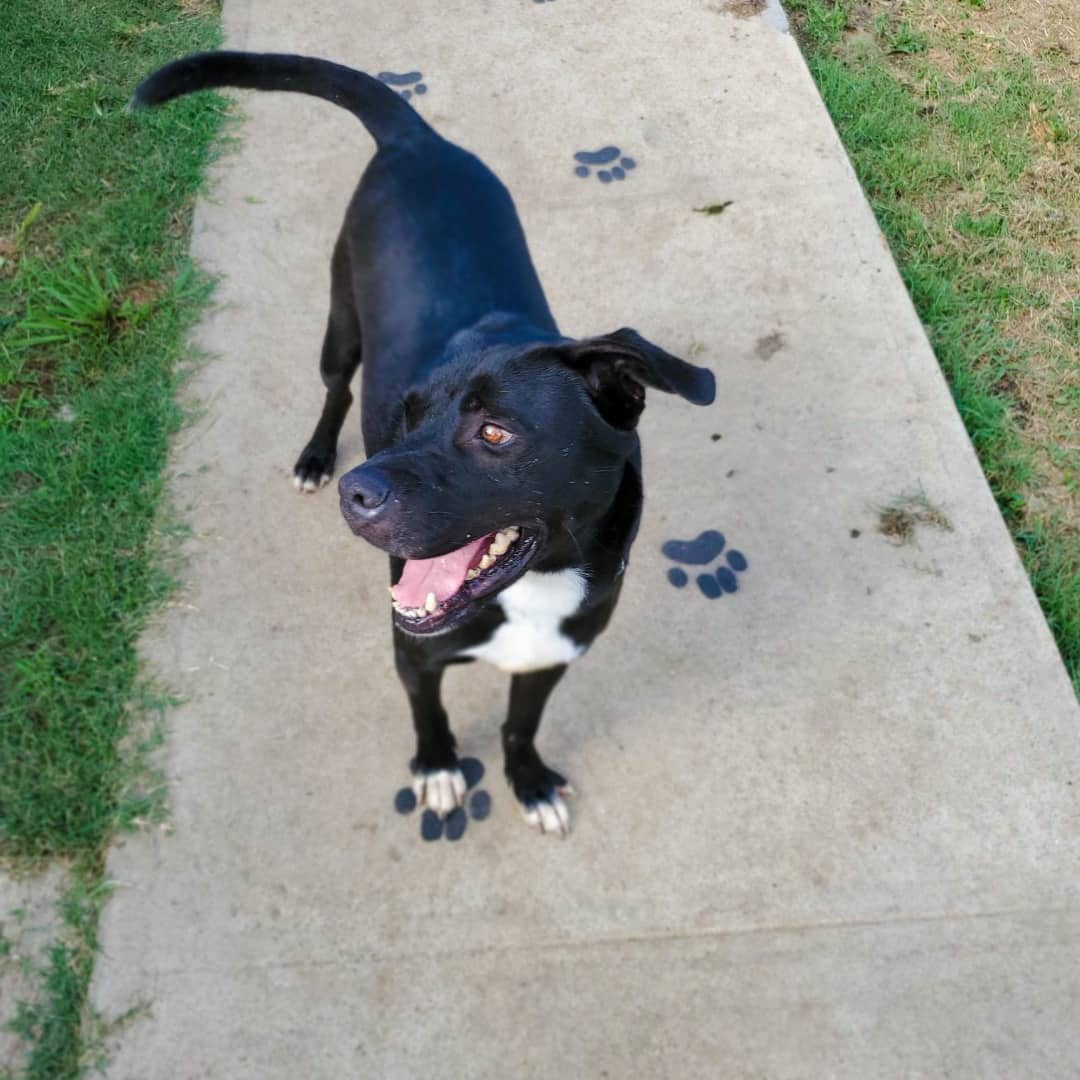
390, 526, 539, 633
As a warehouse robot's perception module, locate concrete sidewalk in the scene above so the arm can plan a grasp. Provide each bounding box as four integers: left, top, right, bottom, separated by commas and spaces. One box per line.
92, 1, 1080, 1076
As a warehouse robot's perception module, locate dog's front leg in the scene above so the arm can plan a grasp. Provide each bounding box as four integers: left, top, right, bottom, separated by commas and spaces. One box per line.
394, 636, 465, 817
293, 237, 362, 492
503, 665, 574, 836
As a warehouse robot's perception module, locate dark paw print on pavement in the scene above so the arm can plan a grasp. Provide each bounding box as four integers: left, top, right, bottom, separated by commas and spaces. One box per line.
573, 145, 637, 184
378, 70, 428, 101
662, 530, 749, 599
394, 757, 491, 843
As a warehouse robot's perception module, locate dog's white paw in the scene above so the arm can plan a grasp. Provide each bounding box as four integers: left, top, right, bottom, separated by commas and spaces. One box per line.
293, 472, 331, 494
510, 761, 574, 836
292, 443, 335, 494
521, 789, 572, 836
412, 768, 467, 817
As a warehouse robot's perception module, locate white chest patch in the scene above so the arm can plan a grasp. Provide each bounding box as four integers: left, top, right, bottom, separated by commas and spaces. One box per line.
463, 568, 588, 674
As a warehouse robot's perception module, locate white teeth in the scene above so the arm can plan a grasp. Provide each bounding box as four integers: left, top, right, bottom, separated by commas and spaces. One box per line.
391, 598, 428, 619
392, 528, 524, 616
489, 527, 521, 556
470, 527, 522, 578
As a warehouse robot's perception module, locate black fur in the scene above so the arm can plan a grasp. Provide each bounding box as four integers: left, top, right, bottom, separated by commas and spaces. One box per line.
134, 52, 715, 831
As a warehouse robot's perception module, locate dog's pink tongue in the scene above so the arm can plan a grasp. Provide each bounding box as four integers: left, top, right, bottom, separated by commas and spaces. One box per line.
391, 536, 490, 607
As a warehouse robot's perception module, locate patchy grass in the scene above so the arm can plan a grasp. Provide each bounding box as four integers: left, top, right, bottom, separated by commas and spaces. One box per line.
6, 872, 108, 1080
787, 0, 1079, 692
0, 0, 224, 1072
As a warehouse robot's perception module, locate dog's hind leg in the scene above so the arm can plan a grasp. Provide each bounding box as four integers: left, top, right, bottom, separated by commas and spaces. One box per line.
394, 633, 466, 817
293, 236, 362, 492
503, 665, 574, 836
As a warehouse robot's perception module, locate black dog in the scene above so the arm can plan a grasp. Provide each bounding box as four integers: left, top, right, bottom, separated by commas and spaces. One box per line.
134, 53, 715, 835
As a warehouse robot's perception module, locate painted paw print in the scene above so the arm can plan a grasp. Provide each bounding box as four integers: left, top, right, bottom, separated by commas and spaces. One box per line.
573, 145, 637, 184
378, 70, 428, 101
662, 530, 749, 599
393, 757, 491, 843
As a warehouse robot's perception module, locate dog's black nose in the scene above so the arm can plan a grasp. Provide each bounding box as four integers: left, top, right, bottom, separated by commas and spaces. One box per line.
338, 467, 391, 519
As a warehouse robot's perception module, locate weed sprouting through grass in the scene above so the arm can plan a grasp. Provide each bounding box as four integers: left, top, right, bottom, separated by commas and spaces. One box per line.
14, 266, 149, 349
787, 0, 852, 46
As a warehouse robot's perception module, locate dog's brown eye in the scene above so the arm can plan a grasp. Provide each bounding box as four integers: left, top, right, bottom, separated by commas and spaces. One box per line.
479, 423, 513, 446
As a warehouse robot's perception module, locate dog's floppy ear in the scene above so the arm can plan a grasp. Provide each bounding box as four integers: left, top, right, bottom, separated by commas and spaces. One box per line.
557, 328, 716, 429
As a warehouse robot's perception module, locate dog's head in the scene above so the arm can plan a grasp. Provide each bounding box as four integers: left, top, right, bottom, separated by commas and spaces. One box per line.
339, 328, 715, 634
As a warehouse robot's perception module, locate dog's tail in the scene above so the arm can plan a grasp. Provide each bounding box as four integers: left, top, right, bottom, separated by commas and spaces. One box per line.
129, 52, 432, 147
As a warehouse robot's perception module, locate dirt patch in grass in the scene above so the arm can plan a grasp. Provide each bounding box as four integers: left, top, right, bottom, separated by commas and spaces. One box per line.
0, 237, 20, 278
911, 0, 1080, 86
120, 280, 167, 309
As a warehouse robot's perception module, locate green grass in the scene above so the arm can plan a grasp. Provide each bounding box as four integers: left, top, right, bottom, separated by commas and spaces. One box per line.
1, 0, 225, 1072
1, 0, 225, 859
787, 0, 1079, 692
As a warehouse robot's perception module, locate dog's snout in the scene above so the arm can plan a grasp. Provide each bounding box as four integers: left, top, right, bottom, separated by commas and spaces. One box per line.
339, 467, 392, 520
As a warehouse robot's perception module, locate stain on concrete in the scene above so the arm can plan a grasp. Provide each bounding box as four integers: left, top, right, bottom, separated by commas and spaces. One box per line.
755, 331, 785, 359
877, 493, 953, 545
694, 201, 734, 216
715, 0, 767, 17
708, 0, 789, 31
